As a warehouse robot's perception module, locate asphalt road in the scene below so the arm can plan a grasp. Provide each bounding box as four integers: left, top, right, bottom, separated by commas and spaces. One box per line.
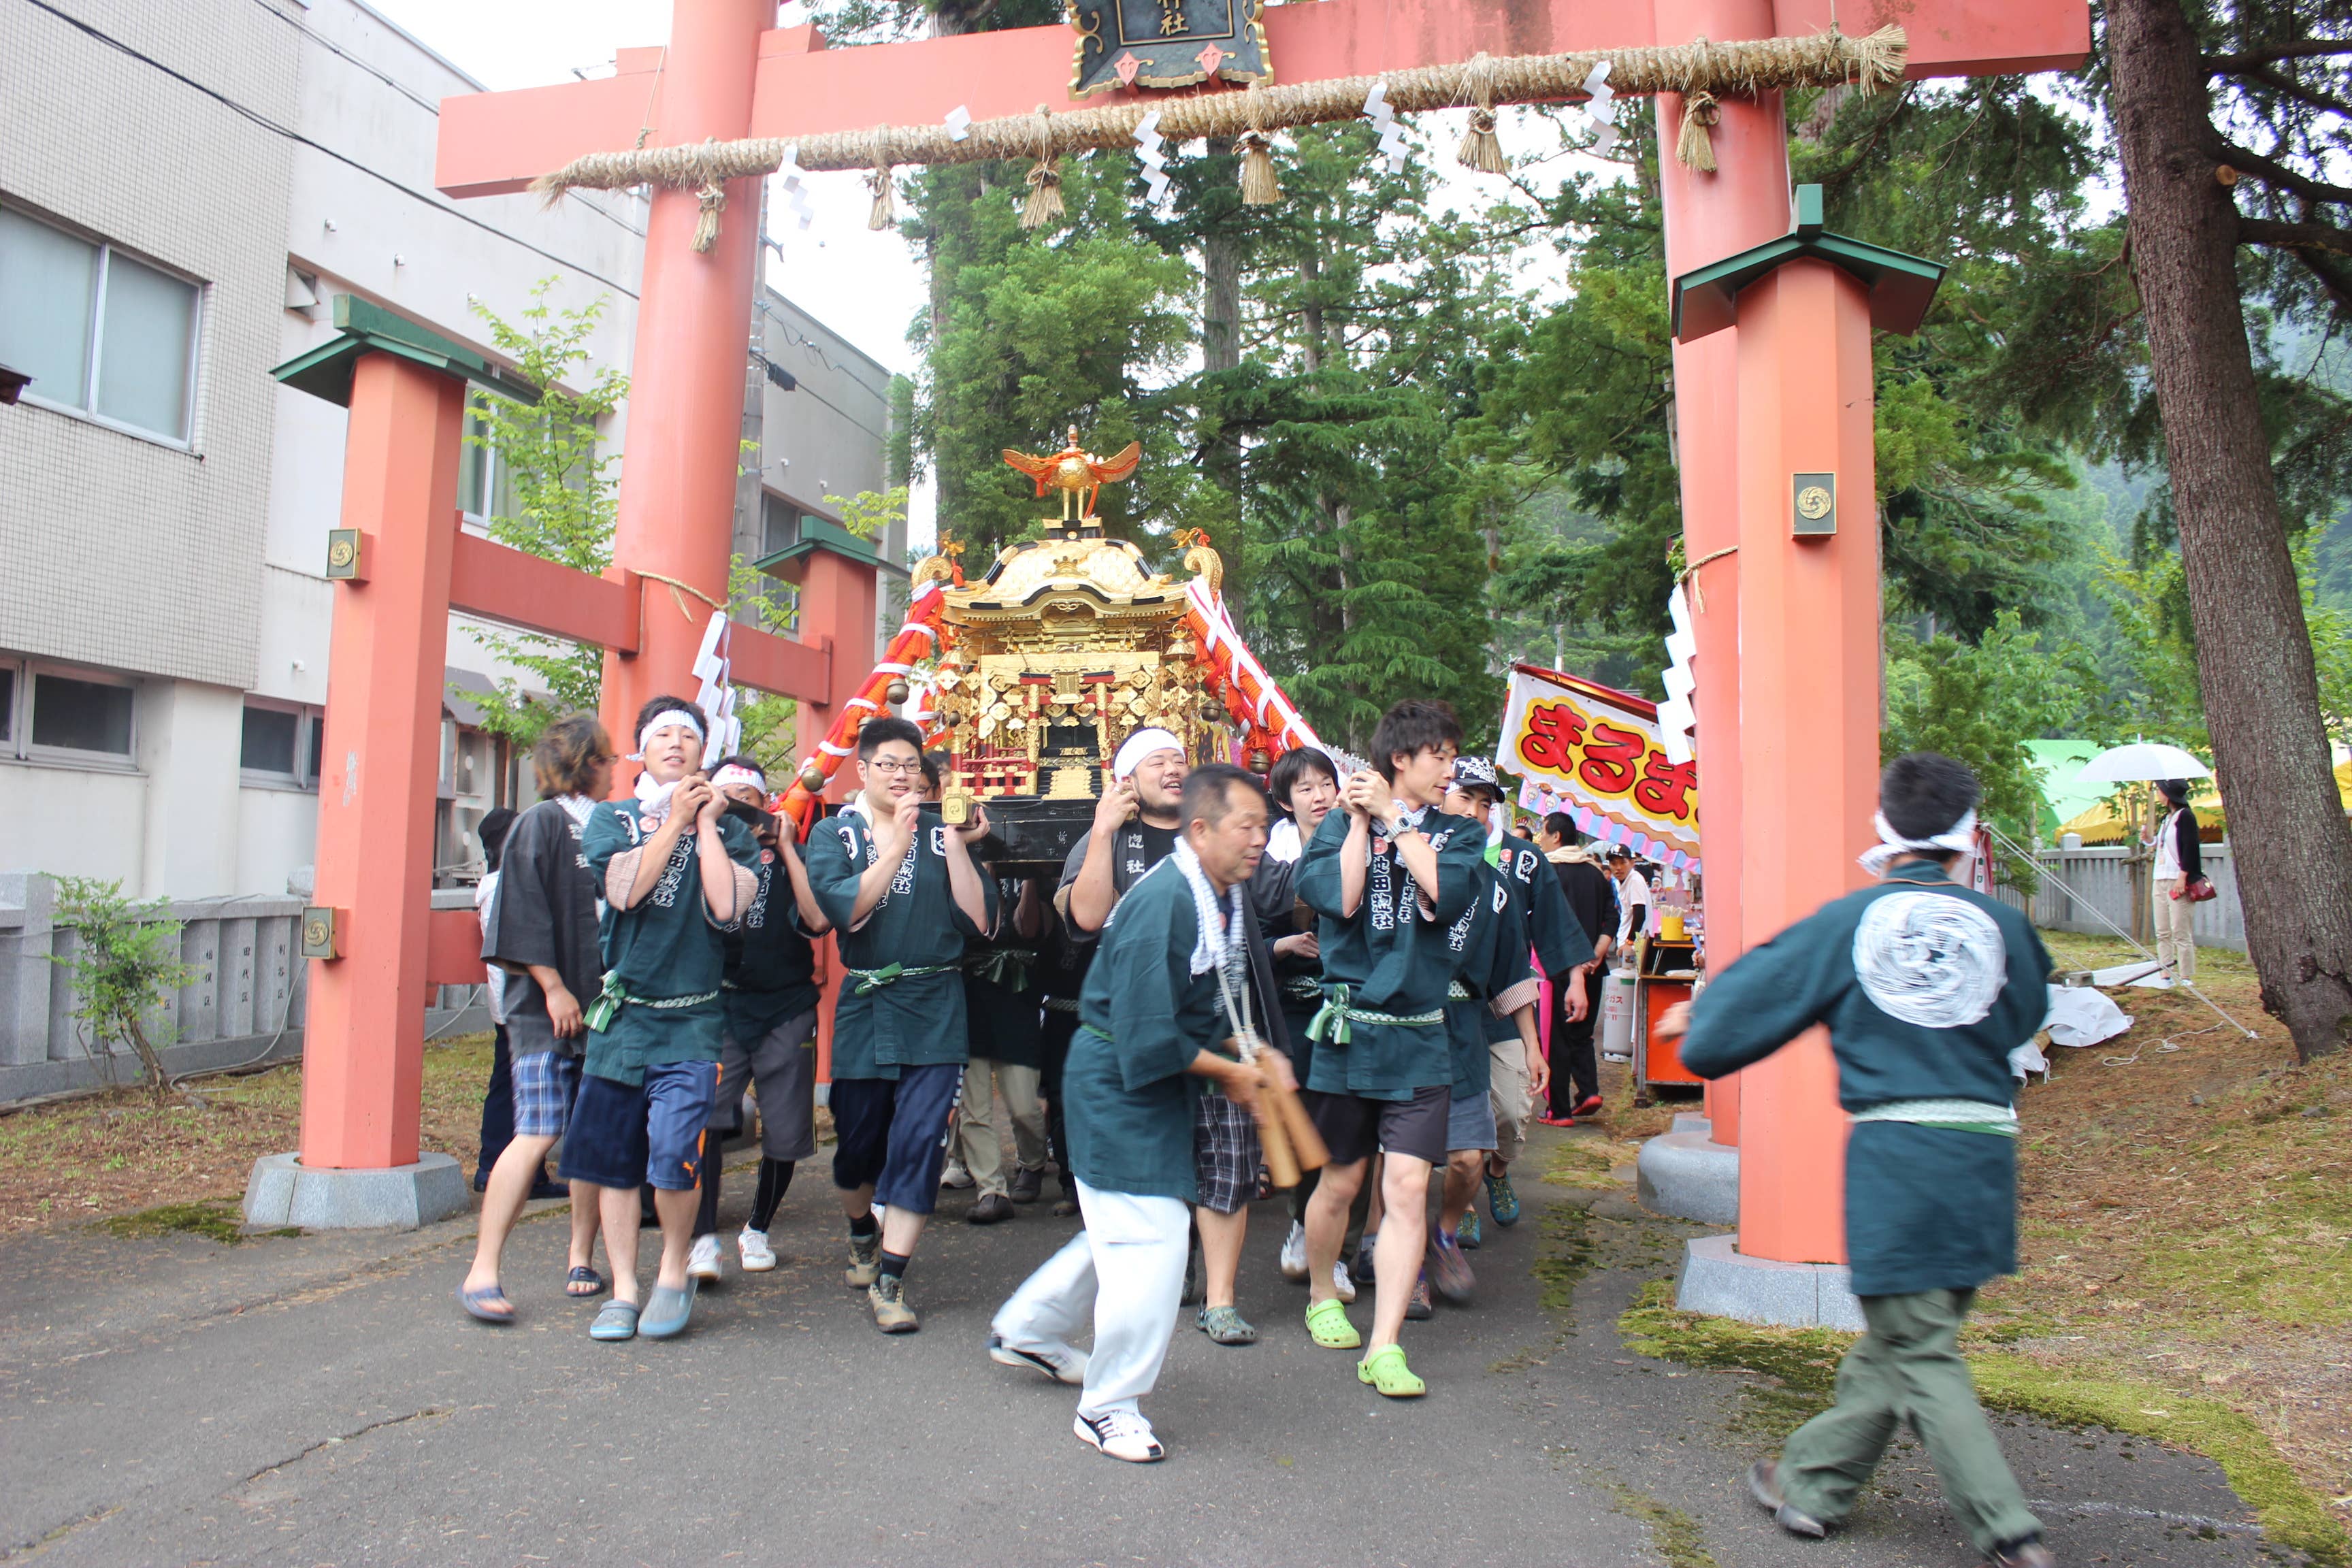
0, 1125, 2268, 1567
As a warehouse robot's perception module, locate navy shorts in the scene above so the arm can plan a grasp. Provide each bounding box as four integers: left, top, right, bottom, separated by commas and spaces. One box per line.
559, 1062, 721, 1192
1305, 1083, 1450, 1169
830, 1062, 966, 1215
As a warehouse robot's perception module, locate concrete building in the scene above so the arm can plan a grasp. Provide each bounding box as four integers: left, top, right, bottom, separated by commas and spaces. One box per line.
0, 0, 897, 1098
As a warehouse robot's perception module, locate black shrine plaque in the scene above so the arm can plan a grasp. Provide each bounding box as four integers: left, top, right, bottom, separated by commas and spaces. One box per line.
1068, 0, 1271, 97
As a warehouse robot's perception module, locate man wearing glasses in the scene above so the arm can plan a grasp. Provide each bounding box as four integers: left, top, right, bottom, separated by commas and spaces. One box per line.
806, 717, 997, 1333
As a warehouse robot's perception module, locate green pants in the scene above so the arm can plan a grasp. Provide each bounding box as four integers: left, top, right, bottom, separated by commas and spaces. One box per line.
1778, 1288, 2042, 1556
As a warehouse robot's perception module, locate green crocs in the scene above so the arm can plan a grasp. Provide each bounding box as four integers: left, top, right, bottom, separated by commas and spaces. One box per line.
1305, 1296, 1361, 1350
1357, 1343, 1426, 1398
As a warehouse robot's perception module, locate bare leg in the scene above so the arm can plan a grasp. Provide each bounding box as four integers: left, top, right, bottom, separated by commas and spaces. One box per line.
880, 1207, 929, 1257
1369, 1154, 1433, 1350
840, 1182, 875, 1225
1197, 1205, 1248, 1309
652, 1186, 698, 1292
568, 1180, 602, 1273
462, 1132, 559, 1294
1304, 1157, 1367, 1306
1439, 1149, 1485, 1237
1362, 1151, 1388, 1240
596, 1183, 643, 1305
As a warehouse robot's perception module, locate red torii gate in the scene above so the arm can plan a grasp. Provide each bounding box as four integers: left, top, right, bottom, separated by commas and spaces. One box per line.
271, 0, 2091, 1310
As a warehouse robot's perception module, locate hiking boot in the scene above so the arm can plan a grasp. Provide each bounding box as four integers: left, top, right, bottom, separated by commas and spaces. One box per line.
1429, 1229, 1475, 1304
1458, 1208, 1482, 1249
1279, 1221, 1309, 1282
868, 1274, 919, 1333
845, 1232, 881, 1288
1484, 1166, 1521, 1226
1405, 1272, 1434, 1320
969, 1192, 1015, 1225
1007, 1165, 1045, 1204
1746, 1460, 1827, 1539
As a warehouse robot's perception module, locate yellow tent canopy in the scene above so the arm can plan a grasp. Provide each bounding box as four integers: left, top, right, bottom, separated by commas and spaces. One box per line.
2057, 760, 2352, 846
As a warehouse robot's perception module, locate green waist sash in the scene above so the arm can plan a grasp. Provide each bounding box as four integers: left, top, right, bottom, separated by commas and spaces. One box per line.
1305, 983, 1445, 1046
1850, 1098, 2020, 1137
585, 973, 719, 1034
845, 961, 960, 997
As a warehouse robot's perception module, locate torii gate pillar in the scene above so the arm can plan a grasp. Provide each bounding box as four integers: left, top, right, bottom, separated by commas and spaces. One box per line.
596, 0, 772, 789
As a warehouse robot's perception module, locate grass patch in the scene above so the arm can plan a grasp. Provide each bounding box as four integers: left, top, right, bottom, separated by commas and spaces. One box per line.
94, 1200, 295, 1245
1543, 1134, 1622, 1191
1616, 1281, 2350, 1566
1531, 1201, 1598, 1316
1607, 1480, 1720, 1568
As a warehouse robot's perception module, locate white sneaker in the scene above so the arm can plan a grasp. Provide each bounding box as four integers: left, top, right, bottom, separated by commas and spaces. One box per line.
941, 1161, 976, 1190
1279, 1221, 1309, 1282
737, 1227, 777, 1272
1075, 1409, 1165, 1463
989, 1330, 1088, 1386
687, 1233, 722, 1283
1333, 1261, 1358, 1304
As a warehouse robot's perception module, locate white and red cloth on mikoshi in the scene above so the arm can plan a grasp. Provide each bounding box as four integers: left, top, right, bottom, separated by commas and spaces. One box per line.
774, 571, 1329, 830
777, 577, 951, 830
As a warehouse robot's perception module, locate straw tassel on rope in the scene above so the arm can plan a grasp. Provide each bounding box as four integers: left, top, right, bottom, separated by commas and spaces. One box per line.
1676, 90, 1721, 173
866, 127, 896, 231
1237, 82, 1281, 204
691, 179, 727, 252
1019, 106, 1064, 229
1456, 53, 1506, 174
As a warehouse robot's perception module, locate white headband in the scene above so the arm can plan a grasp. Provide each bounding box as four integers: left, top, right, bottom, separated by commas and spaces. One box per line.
632, 707, 704, 759
710, 764, 765, 794
1859, 808, 1978, 876
1113, 728, 1185, 782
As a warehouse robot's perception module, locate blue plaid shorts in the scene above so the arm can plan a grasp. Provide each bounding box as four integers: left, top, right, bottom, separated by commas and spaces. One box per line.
510, 1049, 582, 1139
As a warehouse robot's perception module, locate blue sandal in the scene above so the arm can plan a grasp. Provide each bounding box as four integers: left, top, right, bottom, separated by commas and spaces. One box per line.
589, 1301, 640, 1341
458, 1284, 516, 1324
566, 1266, 606, 1298
638, 1281, 697, 1340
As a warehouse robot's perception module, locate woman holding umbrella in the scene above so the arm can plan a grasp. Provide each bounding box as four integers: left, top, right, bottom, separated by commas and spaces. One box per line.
2144, 777, 2204, 985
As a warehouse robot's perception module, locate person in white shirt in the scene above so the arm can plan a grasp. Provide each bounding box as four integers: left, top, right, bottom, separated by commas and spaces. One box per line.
1605, 846, 1652, 954
2142, 777, 2203, 985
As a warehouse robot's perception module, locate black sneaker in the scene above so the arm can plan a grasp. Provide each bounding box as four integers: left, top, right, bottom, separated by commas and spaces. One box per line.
969, 1192, 1015, 1225
1008, 1166, 1044, 1204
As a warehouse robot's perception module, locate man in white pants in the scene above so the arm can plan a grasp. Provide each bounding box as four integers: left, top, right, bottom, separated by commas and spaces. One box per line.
987, 764, 1292, 1463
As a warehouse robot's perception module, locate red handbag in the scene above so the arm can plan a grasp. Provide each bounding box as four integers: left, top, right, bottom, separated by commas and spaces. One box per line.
2183, 877, 2219, 903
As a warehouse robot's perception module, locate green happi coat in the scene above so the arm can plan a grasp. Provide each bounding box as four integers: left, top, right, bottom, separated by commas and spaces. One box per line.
1297, 804, 1486, 1100
1065, 862, 1239, 1203
722, 846, 821, 1041
805, 804, 996, 1081
1441, 858, 1540, 1101
578, 802, 762, 1086
1678, 860, 2055, 1297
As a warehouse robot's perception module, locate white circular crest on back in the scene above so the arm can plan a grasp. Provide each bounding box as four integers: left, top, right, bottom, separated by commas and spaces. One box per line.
1852, 890, 2006, 1029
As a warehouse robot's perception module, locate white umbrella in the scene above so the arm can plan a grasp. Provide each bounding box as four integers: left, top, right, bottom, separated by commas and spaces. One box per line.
2074, 741, 2211, 784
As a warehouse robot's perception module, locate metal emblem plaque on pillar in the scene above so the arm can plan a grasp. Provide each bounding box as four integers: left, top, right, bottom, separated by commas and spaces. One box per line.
1792, 472, 1837, 536
1068, 0, 1271, 95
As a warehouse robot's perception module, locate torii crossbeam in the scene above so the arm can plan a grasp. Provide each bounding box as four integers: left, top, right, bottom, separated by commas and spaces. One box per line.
398, 0, 2088, 1310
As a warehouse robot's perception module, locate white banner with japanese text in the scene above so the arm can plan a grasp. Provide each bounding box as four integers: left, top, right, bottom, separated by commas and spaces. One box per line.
1495, 664, 1701, 874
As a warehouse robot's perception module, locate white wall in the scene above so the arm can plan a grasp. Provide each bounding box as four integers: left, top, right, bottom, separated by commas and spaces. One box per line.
0, 762, 149, 886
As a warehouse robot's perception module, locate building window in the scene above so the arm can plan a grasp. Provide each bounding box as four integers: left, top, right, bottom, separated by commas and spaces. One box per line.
0, 659, 136, 763
761, 491, 802, 557
0, 203, 201, 444
240, 700, 324, 789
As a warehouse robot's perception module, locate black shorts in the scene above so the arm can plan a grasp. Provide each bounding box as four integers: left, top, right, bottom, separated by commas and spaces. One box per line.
1304, 1083, 1450, 1169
